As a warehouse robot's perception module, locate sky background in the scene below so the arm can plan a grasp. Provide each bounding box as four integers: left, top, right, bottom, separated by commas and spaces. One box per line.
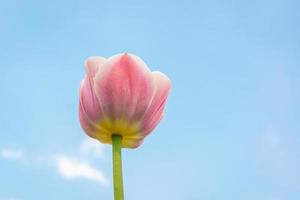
0, 0, 300, 199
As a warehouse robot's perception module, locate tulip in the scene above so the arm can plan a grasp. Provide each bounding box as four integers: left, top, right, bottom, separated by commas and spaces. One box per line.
78, 53, 171, 200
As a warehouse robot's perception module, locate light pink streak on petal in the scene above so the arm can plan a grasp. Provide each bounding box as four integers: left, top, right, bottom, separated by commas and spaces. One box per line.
79, 103, 111, 141
80, 57, 106, 121
78, 101, 96, 137
79, 85, 111, 139
94, 53, 155, 124
141, 71, 171, 135
85, 56, 106, 78
142, 102, 165, 135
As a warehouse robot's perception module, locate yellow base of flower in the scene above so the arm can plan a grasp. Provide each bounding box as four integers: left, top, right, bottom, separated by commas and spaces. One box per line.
90, 117, 144, 148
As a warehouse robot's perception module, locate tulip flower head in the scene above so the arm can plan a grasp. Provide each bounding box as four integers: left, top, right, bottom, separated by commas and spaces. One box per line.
78, 53, 171, 200
79, 53, 171, 148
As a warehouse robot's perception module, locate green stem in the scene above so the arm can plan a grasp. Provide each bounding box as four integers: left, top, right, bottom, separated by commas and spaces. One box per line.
112, 135, 124, 200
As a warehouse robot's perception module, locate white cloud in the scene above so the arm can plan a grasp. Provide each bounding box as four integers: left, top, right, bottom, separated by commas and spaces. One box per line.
0, 197, 20, 200
1, 138, 109, 186
0, 149, 23, 160
53, 154, 108, 186
258, 126, 287, 174
80, 137, 106, 159
265, 131, 280, 148
261, 127, 283, 155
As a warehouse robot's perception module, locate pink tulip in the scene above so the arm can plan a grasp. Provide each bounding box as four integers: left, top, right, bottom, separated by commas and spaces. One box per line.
79, 53, 171, 148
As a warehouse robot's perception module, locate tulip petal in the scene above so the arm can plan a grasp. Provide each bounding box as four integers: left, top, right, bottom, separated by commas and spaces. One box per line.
94, 53, 155, 135
80, 57, 106, 121
85, 56, 107, 78
79, 96, 113, 144
122, 138, 144, 149
141, 71, 171, 135
79, 57, 113, 144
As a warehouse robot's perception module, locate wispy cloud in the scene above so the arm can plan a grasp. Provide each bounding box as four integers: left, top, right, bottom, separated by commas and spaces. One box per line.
1, 138, 109, 186
53, 154, 108, 186
257, 126, 287, 173
264, 131, 280, 148
261, 127, 283, 155
80, 137, 106, 159
0, 148, 23, 160
0, 196, 21, 200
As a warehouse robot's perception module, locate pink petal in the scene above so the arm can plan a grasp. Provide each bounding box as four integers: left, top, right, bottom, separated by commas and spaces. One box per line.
122, 138, 144, 149
78, 102, 97, 137
85, 56, 106, 78
79, 103, 111, 143
141, 71, 171, 135
80, 57, 106, 121
94, 53, 155, 126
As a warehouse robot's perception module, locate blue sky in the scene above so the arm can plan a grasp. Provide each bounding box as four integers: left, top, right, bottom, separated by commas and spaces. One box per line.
0, 0, 300, 199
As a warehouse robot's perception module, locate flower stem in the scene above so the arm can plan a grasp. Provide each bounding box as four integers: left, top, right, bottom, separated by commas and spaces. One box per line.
112, 135, 124, 200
